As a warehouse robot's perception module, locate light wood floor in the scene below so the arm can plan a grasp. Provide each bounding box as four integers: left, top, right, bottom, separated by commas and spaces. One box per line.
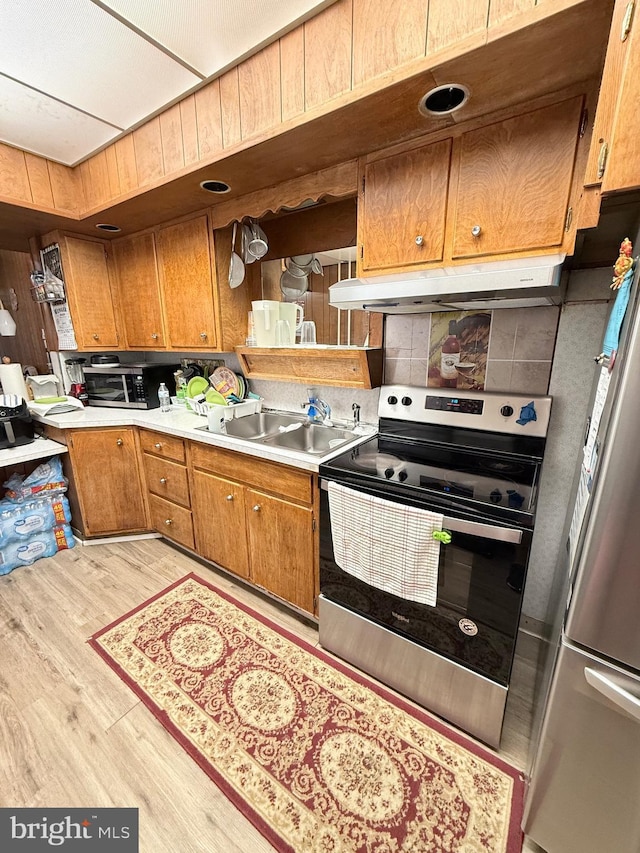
0, 538, 546, 852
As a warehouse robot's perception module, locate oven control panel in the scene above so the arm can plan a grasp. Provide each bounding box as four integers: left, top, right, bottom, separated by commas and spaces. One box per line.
379, 385, 552, 438
426, 396, 484, 415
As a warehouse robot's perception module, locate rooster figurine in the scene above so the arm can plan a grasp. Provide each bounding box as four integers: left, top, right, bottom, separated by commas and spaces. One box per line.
612, 237, 634, 290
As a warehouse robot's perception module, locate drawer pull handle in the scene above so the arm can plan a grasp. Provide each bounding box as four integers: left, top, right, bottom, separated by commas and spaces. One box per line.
226, 494, 234, 501
116, 438, 123, 446
200, 332, 207, 340
252, 504, 261, 512
151, 333, 158, 340
165, 519, 173, 526
471, 225, 482, 237
92, 333, 100, 340
414, 235, 424, 246
154, 442, 162, 449
159, 477, 167, 484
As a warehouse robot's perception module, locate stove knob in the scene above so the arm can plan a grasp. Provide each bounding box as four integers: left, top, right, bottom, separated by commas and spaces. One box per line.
500, 405, 514, 418
384, 467, 395, 479
490, 489, 503, 504
397, 470, 408, 482
387, 395, 398, 405
401, 396, 413, 406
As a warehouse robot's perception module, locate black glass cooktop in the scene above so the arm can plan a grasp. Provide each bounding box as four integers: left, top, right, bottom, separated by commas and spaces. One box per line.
321, 432, 542, 524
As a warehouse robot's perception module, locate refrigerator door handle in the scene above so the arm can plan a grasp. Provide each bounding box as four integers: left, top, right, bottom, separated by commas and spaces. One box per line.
584, 667, 640, 722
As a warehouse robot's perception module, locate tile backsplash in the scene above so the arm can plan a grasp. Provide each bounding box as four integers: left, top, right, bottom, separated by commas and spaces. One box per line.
384, 305, 560, 394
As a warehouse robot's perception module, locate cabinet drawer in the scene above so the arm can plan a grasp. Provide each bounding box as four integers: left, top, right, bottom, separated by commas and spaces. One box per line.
139, 429, 185, 463
143, 454, 190, 507
190, 443, 312, 504
148, 494, 194, 550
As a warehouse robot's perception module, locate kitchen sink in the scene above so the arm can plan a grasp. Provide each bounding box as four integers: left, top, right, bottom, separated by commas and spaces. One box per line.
261, 423, 355, 454
194, 411, 356, 455
223, 411, 307, 440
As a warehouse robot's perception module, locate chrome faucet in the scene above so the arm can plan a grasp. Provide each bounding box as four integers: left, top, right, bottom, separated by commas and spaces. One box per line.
352, 403, 361, 428
302, 389, 332, 425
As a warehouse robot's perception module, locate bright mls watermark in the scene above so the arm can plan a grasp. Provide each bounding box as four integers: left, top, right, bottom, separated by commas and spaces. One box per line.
0, 809, 138, 851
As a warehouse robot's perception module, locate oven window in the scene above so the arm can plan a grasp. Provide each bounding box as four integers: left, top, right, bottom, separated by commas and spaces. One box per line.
319, 488, 531, 685
85, 373, 127, 403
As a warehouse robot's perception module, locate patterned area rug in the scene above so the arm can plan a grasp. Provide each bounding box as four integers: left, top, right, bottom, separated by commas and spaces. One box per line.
89, 574, 524, 852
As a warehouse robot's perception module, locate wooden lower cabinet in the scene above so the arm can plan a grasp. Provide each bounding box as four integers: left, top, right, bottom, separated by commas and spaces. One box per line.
67, 427, 147, 536
140, 429, 194, 548
190, 443, 318, 615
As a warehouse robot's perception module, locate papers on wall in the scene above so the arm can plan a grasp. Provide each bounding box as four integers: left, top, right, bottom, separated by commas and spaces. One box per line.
50, 303, 77, 350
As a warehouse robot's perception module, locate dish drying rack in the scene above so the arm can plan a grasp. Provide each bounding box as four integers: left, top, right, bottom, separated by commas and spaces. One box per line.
185, 396, 263, 418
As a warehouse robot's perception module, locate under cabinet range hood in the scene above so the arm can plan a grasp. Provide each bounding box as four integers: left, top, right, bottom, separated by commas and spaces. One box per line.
329, 254, 566, 313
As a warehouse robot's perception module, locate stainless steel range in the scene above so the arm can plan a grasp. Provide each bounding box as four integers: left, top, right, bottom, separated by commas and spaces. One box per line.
318, 385, 552, 747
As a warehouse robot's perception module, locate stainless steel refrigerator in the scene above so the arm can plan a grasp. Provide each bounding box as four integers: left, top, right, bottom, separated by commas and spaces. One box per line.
523, 257, 640, 852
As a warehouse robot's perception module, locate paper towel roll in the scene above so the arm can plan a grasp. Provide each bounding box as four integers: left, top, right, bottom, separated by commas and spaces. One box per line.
0, 364, 29, 400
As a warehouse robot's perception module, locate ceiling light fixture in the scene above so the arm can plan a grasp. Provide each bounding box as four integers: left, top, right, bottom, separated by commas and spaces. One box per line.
200, 180, 231, 194
418, 84, 470, 117
96, 224, 121, 232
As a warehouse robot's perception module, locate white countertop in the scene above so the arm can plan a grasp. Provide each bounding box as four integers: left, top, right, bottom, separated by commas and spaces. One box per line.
0, 436, 68, 468
31, 404, 375, 472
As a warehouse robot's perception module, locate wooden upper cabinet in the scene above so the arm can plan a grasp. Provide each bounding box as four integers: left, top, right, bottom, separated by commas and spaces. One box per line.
359, 138, 452, 273
155, 214, 218, 350
111, 232, 166, 349
452, 96, 584, 259
584, 0, 634, 187
61, 235, 119, 350
599, 0, 640, 194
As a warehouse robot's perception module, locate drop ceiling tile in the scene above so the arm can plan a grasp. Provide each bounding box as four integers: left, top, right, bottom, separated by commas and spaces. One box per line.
1, 0, 201, 129
100, 0, 335, 77
0, 75, 120, 165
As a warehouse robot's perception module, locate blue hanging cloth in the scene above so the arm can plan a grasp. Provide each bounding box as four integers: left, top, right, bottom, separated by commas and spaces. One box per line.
603, 265, 635, 357
516, 401, 537, 426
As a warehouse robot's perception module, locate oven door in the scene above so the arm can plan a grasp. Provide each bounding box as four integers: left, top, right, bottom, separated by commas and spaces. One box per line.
319, 477, 532, 686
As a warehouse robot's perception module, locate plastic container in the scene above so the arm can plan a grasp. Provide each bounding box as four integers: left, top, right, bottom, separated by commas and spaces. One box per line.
158, 382, 170, 412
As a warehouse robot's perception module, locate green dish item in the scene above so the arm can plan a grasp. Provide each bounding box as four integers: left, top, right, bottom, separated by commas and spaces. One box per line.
187, 376, 209, 398
205, 388, 227, 406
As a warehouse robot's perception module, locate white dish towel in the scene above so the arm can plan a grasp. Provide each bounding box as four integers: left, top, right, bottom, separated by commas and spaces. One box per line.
327, 481, 444, 606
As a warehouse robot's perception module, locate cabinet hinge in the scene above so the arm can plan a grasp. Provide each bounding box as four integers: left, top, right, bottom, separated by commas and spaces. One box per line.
361, 176, 365, 195
597, 142, 609, 180
622, 1, 635, 40
68, 435, 73, 449
312, 518, 316, 531
359, 245, 364, 259
579, 107, 588, 138
564, 206, 573, 232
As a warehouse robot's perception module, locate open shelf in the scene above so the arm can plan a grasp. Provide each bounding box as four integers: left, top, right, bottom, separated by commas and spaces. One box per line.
236, 346, 383, 389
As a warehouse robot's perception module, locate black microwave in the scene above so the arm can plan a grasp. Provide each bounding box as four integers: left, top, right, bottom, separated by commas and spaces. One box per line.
82, 363, 179, 409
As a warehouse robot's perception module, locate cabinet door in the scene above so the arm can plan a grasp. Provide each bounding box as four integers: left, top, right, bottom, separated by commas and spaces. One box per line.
601, 1, 640, 193
69, 428, 147, 535
191, 470, 249, 578
452, 96, 583, 259
360, 138, 452, 273
111, 233, 166, 348
247, 489, 315, 613
156, 215, 218, 350
63, 237, 119, 349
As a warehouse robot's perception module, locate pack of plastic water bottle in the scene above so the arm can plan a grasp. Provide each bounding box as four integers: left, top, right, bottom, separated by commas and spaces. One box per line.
0, 494, 72, 546
0, 524, 75, 576
2, 456, 67, 503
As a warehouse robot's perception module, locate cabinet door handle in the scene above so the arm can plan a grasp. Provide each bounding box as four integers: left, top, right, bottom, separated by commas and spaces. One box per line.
252, 504, 261, 512
414, 235, 424, 246
154, 442, 162, 449
621, 1, 635, 41
159, 477, 167, 484
116, 438, 123, 446
471, 225, 482, 237
151, 333, 158, 340
597, 142, 609, 179
92, 333, 100, 340
165, 518, 173, 526
226, 494, 234, 501
200, 332, 208, 340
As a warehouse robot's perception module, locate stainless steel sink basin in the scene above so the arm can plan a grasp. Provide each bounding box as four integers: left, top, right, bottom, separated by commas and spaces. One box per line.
262, 423, 355, 454
194, 410, 356, 456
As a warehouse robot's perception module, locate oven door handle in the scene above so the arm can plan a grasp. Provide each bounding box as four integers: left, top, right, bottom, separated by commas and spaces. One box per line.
442, 517, 522, 544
